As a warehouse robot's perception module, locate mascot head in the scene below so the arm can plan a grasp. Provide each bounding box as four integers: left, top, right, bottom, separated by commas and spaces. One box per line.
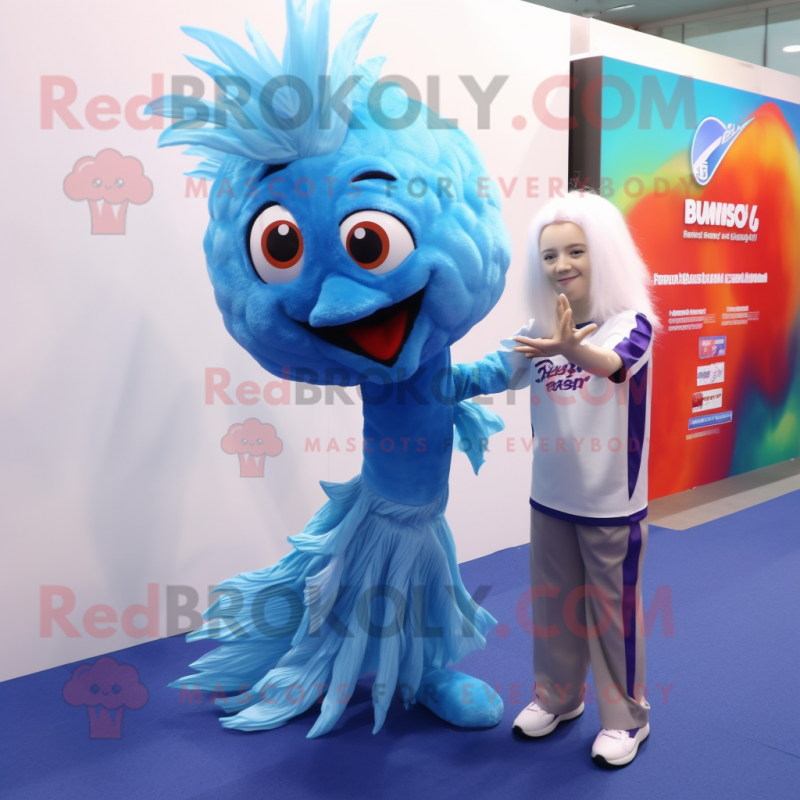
150, 0, 511, 385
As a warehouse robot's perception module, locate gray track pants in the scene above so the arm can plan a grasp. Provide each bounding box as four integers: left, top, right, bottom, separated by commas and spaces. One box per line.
529, 506, 649, 731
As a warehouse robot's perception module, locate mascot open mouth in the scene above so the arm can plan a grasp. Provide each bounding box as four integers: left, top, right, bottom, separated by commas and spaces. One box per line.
307, 290, 424, 366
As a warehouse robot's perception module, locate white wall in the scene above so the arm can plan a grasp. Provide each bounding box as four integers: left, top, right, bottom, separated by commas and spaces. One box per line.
1, 0, 571, 680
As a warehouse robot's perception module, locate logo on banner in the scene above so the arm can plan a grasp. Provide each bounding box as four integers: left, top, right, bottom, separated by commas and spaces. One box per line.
691, 389, 723, 413
62, 657, 148, 739
697, 362, 725, 386
688, 410, 733, 430
221, 419, 283, 477
64, 149, 153, 234
691, 117, 754, 186
697, 361, 725, 386
699, 336, 727, 359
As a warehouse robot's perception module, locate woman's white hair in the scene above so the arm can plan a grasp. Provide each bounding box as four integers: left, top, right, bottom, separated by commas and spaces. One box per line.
526, 191, 661, 337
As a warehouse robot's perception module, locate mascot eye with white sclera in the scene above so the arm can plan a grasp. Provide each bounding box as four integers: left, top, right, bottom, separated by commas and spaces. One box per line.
340, 210, 415, 275
248, 204, 305, 284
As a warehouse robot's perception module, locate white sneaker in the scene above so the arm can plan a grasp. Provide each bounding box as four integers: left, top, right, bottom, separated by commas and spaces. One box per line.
512, 701, 585, 738
591, 723, 650, 767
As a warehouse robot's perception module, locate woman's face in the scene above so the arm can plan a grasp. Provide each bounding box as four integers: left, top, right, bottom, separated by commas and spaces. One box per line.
539, 221, 592, 314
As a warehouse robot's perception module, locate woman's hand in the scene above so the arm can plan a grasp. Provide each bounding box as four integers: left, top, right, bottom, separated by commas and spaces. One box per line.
512, 294, 597, 359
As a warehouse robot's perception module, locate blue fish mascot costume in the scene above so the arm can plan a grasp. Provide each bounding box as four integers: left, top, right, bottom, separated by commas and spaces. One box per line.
150, 0, 511, 737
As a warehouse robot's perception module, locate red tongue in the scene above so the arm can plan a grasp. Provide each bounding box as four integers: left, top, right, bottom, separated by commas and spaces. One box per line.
344, 307, 409, 361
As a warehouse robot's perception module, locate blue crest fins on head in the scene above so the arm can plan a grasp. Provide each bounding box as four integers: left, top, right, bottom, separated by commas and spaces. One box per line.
151, 0, 513, 736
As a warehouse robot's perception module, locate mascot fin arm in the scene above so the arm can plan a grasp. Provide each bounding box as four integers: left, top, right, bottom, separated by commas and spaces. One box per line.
453, 400, 505, 475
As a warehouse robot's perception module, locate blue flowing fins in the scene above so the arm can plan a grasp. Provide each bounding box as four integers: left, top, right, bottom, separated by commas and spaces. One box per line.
453, 399, 505, 474
170, 476, 498, 736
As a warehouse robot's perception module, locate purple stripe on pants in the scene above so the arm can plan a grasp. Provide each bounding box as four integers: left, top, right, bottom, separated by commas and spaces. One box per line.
622, 520, 643, 699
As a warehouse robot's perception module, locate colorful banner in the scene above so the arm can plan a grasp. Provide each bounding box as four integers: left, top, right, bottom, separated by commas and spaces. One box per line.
571, 57, 800, 498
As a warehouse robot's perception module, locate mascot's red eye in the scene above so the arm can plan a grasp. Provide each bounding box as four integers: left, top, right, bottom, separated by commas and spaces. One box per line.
248, 205, 305, 284
262, 221, 303, 268
346, 221, 390, 269
339, 211, 415, 275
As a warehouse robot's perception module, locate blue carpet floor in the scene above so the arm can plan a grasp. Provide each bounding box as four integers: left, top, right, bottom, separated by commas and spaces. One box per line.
3, 491, 800, 799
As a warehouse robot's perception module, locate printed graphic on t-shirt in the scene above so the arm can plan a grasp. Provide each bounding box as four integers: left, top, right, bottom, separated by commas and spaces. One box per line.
533, 360, 594, 393
522, 309, 654, 523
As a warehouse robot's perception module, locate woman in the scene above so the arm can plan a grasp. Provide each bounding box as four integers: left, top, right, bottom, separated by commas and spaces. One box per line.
453, 191, 660, 767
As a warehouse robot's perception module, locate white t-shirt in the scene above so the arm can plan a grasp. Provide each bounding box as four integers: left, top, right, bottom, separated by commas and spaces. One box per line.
503, 310, 653, 525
